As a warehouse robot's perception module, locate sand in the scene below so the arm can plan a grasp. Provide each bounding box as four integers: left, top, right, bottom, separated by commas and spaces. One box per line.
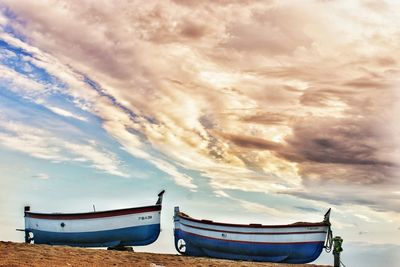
0, 242, 332, 267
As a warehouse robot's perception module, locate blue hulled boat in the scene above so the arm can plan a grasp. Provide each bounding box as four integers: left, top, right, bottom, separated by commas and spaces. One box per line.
23, 190, 165, 248
174, 206, 332, 263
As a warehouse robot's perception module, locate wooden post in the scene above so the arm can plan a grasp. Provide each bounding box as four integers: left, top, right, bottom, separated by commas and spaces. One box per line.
333, 236, 343, 267
24, 206, 31, 243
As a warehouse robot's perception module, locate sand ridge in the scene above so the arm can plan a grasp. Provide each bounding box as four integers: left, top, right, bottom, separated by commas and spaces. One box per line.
0, 241, 332, 267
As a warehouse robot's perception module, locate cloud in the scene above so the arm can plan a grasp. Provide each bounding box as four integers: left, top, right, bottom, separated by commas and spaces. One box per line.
214, 190, 230, 198
276, 115, 399, 180
355, 214, 377, 223
1, 0, 400, 214
222, 4, 314, 55
150, 158, 197, 190
0, 64, 46, 95
0, 119, 128, 177
219, 132, 282, 151
47, 106, 87, 121
281, 183, 400, 213
32, 173, 49, 180
294, 206, 319, 213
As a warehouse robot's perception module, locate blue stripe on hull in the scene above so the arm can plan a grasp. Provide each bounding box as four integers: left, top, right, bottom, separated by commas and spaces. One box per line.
174, 229, 324, 264
29, 224, 160, 247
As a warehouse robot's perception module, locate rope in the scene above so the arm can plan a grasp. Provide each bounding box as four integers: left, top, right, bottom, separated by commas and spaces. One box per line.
340, 260, 346, 267
324, 225, 333, 253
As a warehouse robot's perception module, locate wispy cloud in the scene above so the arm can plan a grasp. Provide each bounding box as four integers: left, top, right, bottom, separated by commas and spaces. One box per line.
0, 119, 128, 177
0, 64, 46, 95
32, 173, 49, 180
47, 106, 87, 121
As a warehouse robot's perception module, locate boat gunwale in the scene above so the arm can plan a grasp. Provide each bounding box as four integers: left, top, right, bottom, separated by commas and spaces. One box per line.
25, 204, 161, 220
177, 212, 328, 229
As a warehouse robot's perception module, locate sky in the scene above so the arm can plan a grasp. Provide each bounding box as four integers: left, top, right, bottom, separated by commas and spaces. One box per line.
0, 0, 399, 266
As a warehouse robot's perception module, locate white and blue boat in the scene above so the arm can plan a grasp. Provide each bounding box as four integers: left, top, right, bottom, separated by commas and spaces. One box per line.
174, 206, 332, 264
23, 190, 165, 248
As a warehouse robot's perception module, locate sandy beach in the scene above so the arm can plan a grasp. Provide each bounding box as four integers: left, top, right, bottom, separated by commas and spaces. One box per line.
0, 241, 331, 267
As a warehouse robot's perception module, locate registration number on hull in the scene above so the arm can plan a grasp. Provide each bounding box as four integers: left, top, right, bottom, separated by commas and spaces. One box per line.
138, 215, 153, 221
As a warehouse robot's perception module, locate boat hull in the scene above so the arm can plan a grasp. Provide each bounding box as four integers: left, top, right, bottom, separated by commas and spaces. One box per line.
174, 207, 329, 263
31, 224, 160, 247
174, 229, 325, 263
